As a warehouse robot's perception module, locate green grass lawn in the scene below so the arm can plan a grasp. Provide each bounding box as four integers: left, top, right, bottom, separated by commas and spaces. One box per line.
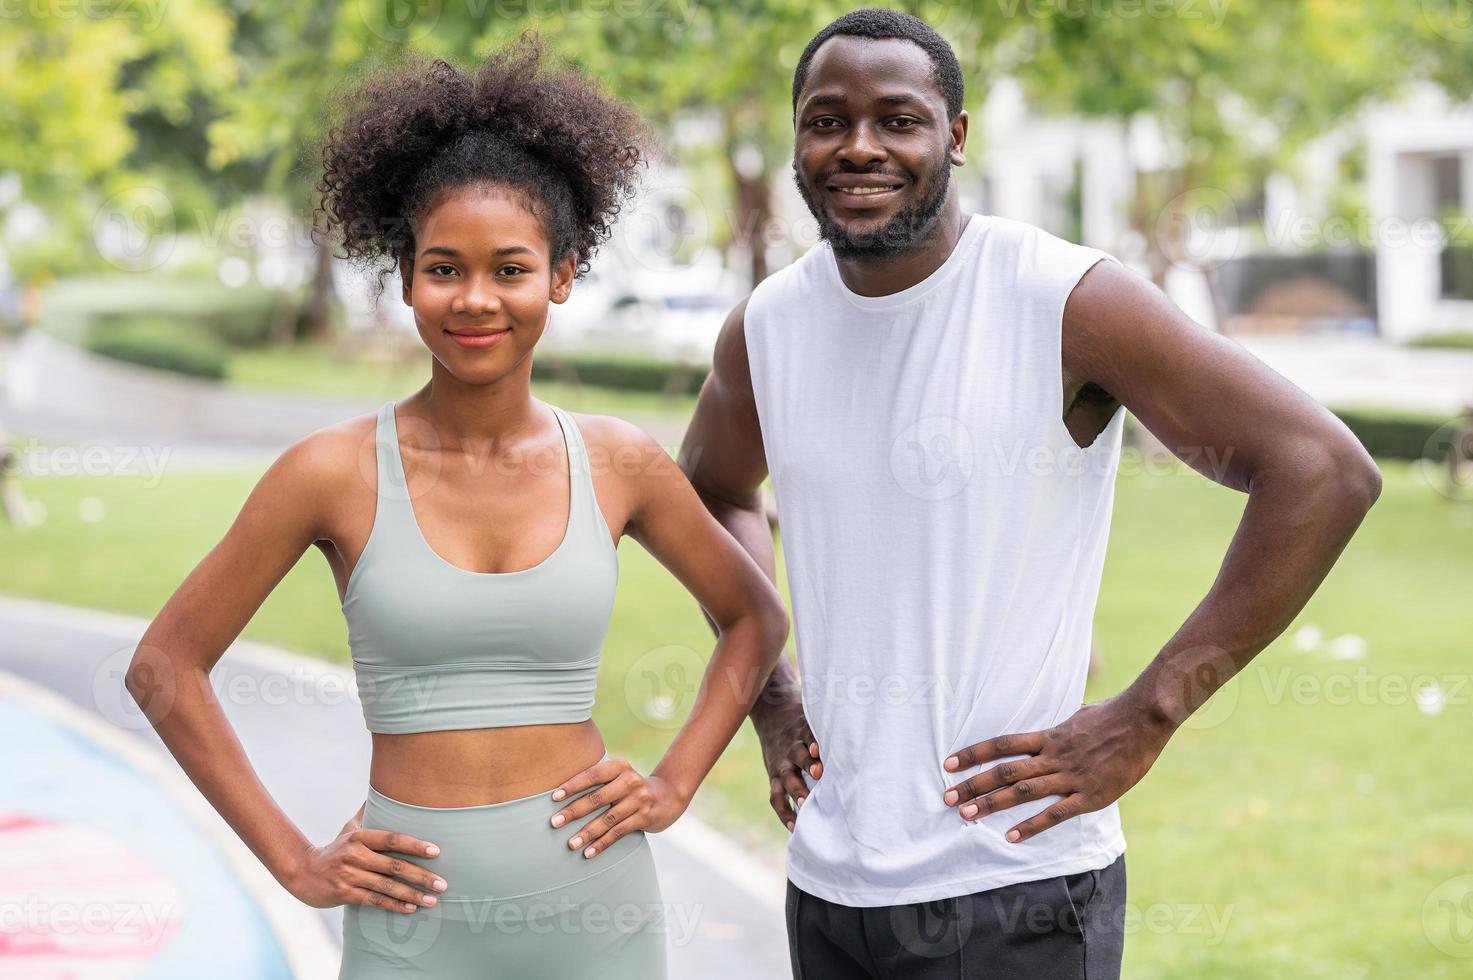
2, 458, 1470, 976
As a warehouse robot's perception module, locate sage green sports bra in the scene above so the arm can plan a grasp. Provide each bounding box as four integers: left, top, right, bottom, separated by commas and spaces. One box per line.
340, 399, 619, 734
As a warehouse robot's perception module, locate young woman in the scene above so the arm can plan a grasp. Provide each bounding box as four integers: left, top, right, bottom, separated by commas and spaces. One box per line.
127, 35, 789, 978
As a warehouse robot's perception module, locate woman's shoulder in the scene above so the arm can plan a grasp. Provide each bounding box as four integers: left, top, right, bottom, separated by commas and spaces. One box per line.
559, 408, 685, 488
264, 408, 382, 502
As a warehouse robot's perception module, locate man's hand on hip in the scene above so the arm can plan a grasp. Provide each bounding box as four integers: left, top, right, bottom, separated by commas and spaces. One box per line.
940, 691, 1175, 842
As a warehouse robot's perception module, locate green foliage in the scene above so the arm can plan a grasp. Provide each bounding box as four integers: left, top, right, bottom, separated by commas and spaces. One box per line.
1331, 406, 1458, 462
84, 316, 228, 379
43, 276, 287, 348
1406, 331, 1473, 350
531, 350, 709, 395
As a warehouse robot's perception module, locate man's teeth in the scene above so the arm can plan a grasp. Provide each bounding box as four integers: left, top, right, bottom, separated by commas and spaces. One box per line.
843, 186, 896, 195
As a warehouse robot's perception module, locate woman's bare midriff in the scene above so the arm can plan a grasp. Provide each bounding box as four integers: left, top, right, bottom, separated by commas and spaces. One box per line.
368, 720, 606, 807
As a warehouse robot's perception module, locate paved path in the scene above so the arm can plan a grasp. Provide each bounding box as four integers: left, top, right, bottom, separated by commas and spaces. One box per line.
0, 596, 791, 979
1234, 333, 1473, 416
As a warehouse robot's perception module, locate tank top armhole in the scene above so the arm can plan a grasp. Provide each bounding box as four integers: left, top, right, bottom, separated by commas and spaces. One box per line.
1048, 244, 1126, 457
342, 400, 394, 602
552, 405, 620, 557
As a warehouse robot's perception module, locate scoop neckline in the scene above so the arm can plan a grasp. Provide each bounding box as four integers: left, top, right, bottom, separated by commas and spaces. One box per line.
822, 212, 987, 312
389, 400, 574, 579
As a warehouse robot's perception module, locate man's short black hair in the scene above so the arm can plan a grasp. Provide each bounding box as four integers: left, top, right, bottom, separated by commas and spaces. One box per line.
791, 8, 965, 120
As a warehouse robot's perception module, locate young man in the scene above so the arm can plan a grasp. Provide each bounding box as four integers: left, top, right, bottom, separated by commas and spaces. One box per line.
678, 9, 1381, 978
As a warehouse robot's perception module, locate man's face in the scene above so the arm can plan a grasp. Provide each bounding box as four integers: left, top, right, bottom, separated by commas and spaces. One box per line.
792, 35, 966, 260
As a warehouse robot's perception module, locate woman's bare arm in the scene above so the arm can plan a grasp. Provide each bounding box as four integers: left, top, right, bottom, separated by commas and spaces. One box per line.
545, 416, 790, 857
125, 423, 444, 911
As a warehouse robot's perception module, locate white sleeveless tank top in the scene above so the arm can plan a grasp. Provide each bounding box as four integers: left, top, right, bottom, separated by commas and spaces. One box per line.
744, 212, 1128, 906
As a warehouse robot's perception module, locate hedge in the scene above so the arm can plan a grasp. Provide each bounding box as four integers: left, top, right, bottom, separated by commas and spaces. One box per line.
84, 317, 228, 380
530, 351, 710, 396
1331, 407, 1460, 462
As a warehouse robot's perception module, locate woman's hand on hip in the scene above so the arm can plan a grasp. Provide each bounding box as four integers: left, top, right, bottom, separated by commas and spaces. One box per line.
286, 810, 447, 913
549, 757, 685, 859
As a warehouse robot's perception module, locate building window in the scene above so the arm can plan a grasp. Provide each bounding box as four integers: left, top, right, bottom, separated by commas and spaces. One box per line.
1437, 153, 1472, 301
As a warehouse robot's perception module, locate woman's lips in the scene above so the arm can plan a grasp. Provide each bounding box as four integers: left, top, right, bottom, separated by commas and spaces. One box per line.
445, 328, 510, 350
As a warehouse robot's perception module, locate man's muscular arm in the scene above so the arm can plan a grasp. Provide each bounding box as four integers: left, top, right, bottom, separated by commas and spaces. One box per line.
678, 298, 820, 833
942, 259, 1382, 842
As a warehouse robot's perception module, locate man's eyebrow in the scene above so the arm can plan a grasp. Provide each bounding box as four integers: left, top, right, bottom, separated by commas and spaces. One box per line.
802, 92, 930, 111
419, 245, 536, 258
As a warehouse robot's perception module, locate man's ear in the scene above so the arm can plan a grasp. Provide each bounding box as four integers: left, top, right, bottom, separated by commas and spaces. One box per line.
950, 109, 968, 168
399, 255, 414, 306
549, 254, 577, 305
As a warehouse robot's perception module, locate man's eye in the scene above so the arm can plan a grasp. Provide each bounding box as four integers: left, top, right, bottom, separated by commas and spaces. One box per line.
889, 118, 917, 128
812, 118, 840, 129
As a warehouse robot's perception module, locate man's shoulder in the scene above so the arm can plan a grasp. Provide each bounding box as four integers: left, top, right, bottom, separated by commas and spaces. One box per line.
749, 238, 830, 309
976, 214, 1120, 290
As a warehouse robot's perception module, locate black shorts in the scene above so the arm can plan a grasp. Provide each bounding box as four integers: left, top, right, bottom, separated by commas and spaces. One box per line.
785, 854, 1127, 979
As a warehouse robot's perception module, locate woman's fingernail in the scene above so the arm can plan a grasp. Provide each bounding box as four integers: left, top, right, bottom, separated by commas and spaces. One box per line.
945, 756, 959, 770
570, 836, 583, 848
552, 789, 565, 801
786, 821, 795, 832
961, 804, 978, 818
425, 845, 439, 856
550, 814, 565, 827
583, 846, 596, 858
432, 879, 446, 891
1007, 830, 1021, 842
944, 789, 958, 805
796, 796, 805, 808
422, 895, 436, 906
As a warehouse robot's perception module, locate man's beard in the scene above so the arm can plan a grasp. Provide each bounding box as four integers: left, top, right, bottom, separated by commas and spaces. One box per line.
795, 159, 951, 260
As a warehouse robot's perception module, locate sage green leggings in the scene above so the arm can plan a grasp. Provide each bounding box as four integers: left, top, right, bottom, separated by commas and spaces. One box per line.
338, 763, 667, 978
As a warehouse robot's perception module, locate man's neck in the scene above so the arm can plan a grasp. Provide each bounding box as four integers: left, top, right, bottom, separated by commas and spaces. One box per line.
832, 198, 966, 298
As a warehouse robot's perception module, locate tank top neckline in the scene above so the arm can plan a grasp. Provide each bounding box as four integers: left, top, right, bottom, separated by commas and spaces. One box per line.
821, 211, 988, 312
383, 398, 581, 581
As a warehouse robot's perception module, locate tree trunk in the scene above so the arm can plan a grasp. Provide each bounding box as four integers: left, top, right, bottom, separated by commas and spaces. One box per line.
723, 109, 775, 287
299, 238, 336, 341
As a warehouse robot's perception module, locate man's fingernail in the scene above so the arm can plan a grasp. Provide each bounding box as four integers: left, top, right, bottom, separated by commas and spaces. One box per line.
550, 814, 565, 827
961, 804, 977, 818
945, 756, 959, 770
944, 790, 958, 805
809, 765, 819, 776
425, 845, 439, 856
786, 821, 795, 831
552, 789, 565, 801
796, 796, 805, 808
584, 846, 596, 858
1007, 830, 1021, 842
433, 879, 446, 891
570, 836, 583, 848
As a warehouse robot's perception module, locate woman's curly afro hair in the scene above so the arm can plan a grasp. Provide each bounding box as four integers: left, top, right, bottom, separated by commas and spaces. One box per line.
313, 32, 652, 299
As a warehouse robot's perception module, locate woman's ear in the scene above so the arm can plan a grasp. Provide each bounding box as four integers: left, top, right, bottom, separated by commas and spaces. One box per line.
399, 255, 414, 306
549, 254, 577, 304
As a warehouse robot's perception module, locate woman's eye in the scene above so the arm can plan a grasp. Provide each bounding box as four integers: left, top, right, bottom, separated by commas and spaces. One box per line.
499, 266, 525, 277
429, 264, 456, 277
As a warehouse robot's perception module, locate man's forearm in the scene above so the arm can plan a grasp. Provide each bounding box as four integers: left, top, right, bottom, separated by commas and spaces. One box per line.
688, 485, 802, 720
1123, 449, 1382, 729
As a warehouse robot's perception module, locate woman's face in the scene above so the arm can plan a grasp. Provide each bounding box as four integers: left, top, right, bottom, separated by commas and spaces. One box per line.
399, 184, 575, 386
